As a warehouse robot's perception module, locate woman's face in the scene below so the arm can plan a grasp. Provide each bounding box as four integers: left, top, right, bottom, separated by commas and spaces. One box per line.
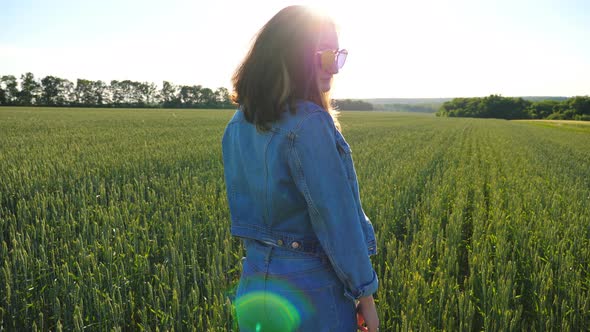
315, 27, 340, 93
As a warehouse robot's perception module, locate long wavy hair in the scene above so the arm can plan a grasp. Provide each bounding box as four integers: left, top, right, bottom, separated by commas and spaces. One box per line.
231, 6, 340, 131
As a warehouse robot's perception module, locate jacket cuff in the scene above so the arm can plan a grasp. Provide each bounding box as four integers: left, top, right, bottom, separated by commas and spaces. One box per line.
343, 270, 379, 300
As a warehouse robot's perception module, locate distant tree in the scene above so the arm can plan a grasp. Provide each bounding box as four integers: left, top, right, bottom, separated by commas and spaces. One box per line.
178, 85, 192, 107
75, 79, 97, 106
133, 81, 147, 107
161, 81, 179, 108
0, 84, 6, 105
1, 75, 19, 105
214, 87, 232, 108
566, 96, 590, 117
41, 76, 60, 106
192, 85, 203, 106
108, 80, 144, 106
138, 81, 158, 106
120, 80, 138, 105
437, 98, 473, 117
179, 85, 203, 107
18, 72, 42, 105
41, 76, 75, 106
483, 95, 531, 119
110, 80, 125, 106
563, 108, 576, 120
93, 80, 110, 106
200, 87, 215, 107
526, 100, 561, 119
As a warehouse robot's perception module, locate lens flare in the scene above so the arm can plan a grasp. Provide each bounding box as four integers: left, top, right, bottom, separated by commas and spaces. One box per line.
235, 291, 300, 331
234, 277, 315, 332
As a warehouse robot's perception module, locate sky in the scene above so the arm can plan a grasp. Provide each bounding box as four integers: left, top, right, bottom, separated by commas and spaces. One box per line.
1, 0, 589, 99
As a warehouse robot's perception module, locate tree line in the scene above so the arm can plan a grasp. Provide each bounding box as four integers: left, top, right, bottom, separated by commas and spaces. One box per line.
436, 94, 590, 121
0, 72, 234, 109
375, 103, 438, 113
0, 72, 381, 111
333, 99, 374, 110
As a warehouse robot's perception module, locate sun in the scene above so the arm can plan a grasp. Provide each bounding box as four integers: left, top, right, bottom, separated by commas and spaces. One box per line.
293, 0, 355, 27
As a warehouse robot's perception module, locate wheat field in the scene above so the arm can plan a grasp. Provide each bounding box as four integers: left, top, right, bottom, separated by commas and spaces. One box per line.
1, 107, 588, 331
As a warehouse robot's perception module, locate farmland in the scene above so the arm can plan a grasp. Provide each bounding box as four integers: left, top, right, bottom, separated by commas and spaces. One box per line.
1, 107, 589, 331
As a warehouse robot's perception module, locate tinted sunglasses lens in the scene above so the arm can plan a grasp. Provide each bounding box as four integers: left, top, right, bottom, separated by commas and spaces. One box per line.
337, 50, 348, 69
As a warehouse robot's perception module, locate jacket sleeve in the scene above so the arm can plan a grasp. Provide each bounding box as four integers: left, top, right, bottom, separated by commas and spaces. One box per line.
287, 110, 378, 300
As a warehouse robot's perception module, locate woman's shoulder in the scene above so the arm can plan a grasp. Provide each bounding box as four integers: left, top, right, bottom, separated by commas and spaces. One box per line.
293, 99, 323, 113
227, 108, 245, 125
283, 100, 333, 128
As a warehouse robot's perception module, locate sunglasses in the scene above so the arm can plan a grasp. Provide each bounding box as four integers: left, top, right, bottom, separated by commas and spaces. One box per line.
317, 49, 348, 71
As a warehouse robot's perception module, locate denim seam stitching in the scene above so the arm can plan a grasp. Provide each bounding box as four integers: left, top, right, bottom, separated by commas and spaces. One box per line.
232, 224, 319, 241
288, 122, 357, 294
292, 108, 325, 133
264, 132, 275, 226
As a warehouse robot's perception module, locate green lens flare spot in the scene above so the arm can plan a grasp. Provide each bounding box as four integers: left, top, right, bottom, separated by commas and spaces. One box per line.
235, 291, 301, 332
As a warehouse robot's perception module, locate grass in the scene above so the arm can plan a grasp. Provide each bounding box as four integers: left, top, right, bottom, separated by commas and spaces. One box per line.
513, 119, 590, 133
1, 107, 589, 331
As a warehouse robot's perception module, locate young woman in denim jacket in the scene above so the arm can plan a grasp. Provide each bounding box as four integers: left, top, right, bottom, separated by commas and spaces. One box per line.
222, 5, 379, 332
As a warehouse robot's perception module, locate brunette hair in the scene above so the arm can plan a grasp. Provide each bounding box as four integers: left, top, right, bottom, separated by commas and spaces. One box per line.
231, 5, 340, 131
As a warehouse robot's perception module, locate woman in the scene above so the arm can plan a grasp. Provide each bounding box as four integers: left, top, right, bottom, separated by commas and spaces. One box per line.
222, 5, 379, 332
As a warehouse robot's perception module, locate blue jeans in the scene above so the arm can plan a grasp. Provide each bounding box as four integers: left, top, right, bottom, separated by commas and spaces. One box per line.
234, 239, 357, 332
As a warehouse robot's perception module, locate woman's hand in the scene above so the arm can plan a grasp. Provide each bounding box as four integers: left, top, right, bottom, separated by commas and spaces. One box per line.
356, 295, 379, 332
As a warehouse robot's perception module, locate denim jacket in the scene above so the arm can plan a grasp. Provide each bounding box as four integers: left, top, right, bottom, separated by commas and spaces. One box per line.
222, 100, 378, 300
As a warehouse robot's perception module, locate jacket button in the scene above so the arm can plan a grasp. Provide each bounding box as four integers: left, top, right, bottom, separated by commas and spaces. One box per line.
277, 239, 284, 246
291, 241, 300, 249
